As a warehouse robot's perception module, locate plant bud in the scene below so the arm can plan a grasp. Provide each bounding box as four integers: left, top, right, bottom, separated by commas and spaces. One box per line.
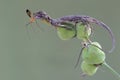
57, 27, 75, 40
57, 22, 76, 40
81, 61, 98, 76
76, 23, 91, 41
82, 42, 105, 64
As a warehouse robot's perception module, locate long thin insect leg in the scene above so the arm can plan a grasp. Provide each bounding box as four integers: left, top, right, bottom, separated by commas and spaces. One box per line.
73, 22, 77, 38
25, 25, 31, 40
26, 22, 31, 26
90, 44, 107, 54
74, 47, 85, 69
35, 20, 44, 31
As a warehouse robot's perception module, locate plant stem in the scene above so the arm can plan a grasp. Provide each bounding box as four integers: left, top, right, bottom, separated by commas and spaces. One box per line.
103, 62, 120, 80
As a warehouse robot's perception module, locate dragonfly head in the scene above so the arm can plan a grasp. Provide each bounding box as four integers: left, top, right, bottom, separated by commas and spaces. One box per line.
26, 9, 35, 25
26, 9, 52, 26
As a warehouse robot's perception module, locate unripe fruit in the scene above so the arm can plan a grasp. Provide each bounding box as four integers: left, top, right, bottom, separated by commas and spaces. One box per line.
57, 22, 76, 40
82, 42, 105, 64
81, 61, 98, 76
76, 23, 91, 41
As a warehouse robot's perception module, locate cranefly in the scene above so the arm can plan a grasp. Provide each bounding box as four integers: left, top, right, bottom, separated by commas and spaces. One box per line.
26, 9, 115, 53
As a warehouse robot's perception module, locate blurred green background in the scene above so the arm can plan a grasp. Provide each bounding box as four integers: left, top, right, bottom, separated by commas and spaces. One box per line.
0, 0, 120, 80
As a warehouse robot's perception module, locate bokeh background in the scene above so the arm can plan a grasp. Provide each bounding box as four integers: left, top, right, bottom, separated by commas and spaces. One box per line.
0, 0, 120, 80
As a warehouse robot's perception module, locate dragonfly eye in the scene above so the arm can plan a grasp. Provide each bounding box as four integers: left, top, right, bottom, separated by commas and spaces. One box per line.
26, 9, 32, 18
26, 9, 36, 25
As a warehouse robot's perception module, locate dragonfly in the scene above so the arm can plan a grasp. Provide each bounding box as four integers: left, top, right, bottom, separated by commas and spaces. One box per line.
26, 9, 115, 53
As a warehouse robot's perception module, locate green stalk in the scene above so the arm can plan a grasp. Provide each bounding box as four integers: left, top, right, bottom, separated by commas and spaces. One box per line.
103, 62, 120, 80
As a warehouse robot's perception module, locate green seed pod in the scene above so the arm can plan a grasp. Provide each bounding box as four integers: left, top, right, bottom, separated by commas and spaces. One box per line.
57, 25, 76, 40
57, 27, 75, 40
76, 23, 91, 41
82, 42, 105, 64
81, 61, 98, 76
91, 42, 102, 49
